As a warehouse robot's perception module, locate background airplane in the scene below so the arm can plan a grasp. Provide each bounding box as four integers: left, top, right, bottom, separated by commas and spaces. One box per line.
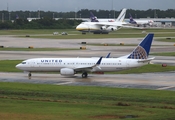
76, 8, 127, 34
90, 11, 115, 22
90, 12, 99, 22
16, 33, 154, 78
129, 13, 154, 27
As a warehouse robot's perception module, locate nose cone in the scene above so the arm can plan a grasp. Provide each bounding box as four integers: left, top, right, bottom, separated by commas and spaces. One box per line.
16, 64, 22, 70
76, 24, 88, 31
16, 64, 20, 69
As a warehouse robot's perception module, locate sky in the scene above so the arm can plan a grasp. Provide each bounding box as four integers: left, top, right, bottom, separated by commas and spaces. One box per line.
0, 0, 174, 12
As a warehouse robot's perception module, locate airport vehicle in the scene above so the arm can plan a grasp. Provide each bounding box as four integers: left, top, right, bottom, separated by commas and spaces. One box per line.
129, 13, 154, 27
16, 33, 154, 78
76, 8, 127, 34
61, 32, 68, 35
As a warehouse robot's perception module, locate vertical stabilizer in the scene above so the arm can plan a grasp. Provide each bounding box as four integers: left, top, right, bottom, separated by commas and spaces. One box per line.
90, 12, 99, 22
129, 13, 137, 24
116, 8, 127, 22
127, 33, 154, 59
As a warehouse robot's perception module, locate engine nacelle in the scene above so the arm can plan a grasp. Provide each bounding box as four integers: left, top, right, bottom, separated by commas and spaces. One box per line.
60, 68, 75, 76
101, 26, 107, 30
148, 20, 154, 26
106, 26, 117, 31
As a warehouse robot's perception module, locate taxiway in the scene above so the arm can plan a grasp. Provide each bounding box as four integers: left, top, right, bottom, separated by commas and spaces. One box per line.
0, 35, 175, 90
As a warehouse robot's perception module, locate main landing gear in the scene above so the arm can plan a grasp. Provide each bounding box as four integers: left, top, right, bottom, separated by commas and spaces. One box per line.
82, 72, 88, 78
28, 72, 31, 79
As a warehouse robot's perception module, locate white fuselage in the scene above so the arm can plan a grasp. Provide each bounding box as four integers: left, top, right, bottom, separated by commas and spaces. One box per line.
16, 57, 148, 73
134, 19, 154, 25
76, 21, 125, 33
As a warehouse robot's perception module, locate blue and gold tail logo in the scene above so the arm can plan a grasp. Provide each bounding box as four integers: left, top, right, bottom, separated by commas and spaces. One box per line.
127, 46, 147, 59
127, 33, 154, 59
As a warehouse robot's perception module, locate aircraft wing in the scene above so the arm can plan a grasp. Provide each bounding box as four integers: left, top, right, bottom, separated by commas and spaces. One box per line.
93, 22, 123, 27
93, 22, 143, 29
74, 57, 103, 72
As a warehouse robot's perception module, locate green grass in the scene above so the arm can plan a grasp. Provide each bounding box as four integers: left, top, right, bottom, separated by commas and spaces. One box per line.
0, 29, 77, 35
0, 28, 174, 35
20, 32, 175, 39
1, 60, 175, 73
0, 60, 22, 72
1, 28, 175, 39
155, 38, 175, 42
0, 82, 175, 120
0, 47, 79, 51
151, 52, 175, 56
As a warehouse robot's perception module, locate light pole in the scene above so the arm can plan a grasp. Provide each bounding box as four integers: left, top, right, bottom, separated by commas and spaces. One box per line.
2, 13, 4, 22
9, 12, 11, 21
109, 14, 111, 18
53, 13, 55, 19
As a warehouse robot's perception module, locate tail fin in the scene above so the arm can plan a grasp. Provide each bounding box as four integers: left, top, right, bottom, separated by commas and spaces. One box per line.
116, 8, 127, 22
90, 11, 99, 22
127, 33, 154, 59
129, 13, 137, 24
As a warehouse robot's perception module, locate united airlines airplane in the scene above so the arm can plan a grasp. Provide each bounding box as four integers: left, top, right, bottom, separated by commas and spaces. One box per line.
16, 34, 154, 78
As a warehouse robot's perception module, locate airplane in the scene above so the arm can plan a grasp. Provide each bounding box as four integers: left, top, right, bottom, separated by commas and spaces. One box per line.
16, 33, 154, 78
90, 11, 115, 22
90, 11, 99, 22
76, 8, 127, 34
129, 13, 154, 27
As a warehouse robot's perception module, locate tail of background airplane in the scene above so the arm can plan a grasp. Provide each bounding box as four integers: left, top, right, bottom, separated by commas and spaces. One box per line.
127, 33, 154, 59
116, 8, 127, 22
90, 12, 99, 22
129, 13, 137, 24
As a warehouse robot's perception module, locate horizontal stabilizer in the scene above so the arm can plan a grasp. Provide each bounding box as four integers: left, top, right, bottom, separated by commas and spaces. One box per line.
137, 57, 155, 62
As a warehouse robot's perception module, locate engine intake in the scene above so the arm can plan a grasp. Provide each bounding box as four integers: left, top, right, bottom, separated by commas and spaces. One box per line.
60, 68, 75, 76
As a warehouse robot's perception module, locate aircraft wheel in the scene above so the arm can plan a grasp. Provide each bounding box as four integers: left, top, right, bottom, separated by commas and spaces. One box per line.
28, 72, 31, 77
82, 72, 88, 78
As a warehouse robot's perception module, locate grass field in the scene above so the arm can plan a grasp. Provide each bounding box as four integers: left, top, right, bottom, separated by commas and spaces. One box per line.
151, 52, 175, 56
155, 38, 175, 42
0, 28, 175, 39
0, 28, 175, 120
0, 47, 79, 51
0, 82, 175, 120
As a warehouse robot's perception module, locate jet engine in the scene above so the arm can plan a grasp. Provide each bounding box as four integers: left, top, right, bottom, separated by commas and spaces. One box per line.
101, 26, 107, 30
106, 26, 117, 31
148, 20, 154, 26
60, 68, 75, 76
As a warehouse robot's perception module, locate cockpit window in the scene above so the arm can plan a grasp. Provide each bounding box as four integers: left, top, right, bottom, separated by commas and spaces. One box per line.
22, 62, 26, 64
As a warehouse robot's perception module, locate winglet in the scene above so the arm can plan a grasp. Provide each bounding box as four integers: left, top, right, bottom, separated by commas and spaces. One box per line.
92, 57, 103, 70
96, 56, 103, 65
106, 52, 111, 58
127, 33, 154, 59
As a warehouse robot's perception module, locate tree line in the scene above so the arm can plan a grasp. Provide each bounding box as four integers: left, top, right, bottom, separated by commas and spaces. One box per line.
0, 17, 81, 29
0, 9, 175, 29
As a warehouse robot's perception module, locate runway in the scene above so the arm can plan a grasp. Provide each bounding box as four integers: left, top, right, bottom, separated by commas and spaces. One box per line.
1, 72, 175, 91
0, 35, 175, 91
